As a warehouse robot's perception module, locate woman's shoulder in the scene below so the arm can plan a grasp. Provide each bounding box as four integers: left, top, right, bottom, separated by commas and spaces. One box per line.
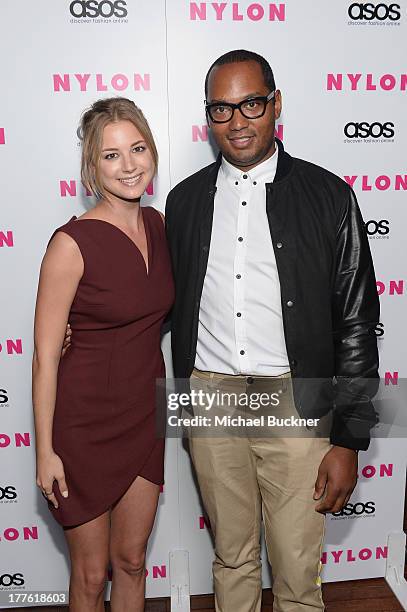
44, 221, 84, 274
47, 215, 90, 256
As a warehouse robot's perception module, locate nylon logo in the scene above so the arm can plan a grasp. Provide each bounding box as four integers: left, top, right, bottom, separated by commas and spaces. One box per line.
376, 280, 404, 295
385, 372, 398, 386
327, 73, 407, 91
0, 231, 14, 247
0, 433, 31, 448
0, 339, 22, 355
190, 2, 286, 21
359, 463, 393, 478
0, 526, 38, 543
53, 73, 150, 93
344, 174, 407, 191
321, 546, 387, 565
199, 515, 211, 529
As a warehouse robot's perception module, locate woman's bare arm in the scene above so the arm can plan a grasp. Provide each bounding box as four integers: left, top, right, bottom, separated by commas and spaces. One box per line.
32, 231, 83, 507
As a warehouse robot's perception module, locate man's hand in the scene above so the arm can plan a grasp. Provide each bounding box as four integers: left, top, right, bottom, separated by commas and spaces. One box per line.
61, 323, 72, 357
313, 446, 358, 514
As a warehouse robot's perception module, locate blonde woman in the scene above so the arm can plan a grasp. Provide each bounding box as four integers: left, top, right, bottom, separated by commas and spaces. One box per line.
32, 98, 174, 612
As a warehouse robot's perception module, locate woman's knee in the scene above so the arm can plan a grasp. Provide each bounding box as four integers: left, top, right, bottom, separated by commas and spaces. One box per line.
111, 550, 146, 577
72, 563, 108, 594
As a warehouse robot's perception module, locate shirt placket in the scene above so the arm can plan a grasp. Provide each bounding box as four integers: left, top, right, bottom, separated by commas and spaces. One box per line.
234, 176, 251, 373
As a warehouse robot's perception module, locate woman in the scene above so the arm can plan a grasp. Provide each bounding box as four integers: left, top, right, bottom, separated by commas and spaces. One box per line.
32, 97, 174, 611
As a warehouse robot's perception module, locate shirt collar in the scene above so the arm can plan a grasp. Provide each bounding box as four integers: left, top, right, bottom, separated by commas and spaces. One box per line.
220, 142, 279, 186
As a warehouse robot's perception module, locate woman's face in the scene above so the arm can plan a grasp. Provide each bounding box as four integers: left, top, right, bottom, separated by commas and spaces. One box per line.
98, 120, 155, 203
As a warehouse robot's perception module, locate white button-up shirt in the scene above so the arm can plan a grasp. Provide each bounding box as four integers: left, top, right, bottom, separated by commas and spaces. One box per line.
195, 145, 290, 375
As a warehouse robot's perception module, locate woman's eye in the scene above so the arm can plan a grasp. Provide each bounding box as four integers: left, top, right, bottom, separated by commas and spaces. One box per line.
133, 145, 146, 153
104, 152, 117, 160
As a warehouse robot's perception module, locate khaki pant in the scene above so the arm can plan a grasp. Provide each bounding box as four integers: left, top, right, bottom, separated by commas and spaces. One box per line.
188, 369, 331, 612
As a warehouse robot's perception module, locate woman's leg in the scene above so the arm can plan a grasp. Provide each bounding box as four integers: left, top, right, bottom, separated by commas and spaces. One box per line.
109, 476, 160, 612
64, 511, 110, 612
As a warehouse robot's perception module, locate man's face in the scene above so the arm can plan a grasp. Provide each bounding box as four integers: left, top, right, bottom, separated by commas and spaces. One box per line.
206, 60, 281, 171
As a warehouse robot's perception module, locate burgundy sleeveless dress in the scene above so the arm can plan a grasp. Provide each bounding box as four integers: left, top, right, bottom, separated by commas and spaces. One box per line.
47, 207, 174, 527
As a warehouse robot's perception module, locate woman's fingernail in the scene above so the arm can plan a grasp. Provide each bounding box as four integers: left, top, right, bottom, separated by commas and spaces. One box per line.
62, 491, 68, 498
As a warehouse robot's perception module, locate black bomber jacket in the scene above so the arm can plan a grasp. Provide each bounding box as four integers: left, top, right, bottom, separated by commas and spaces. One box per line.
165, 138, 380, 450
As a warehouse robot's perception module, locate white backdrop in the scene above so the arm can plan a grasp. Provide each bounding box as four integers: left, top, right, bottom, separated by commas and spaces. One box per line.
0, 0, 406, 605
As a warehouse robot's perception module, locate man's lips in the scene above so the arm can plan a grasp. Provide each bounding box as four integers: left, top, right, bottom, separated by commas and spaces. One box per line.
227, 135, 254, 149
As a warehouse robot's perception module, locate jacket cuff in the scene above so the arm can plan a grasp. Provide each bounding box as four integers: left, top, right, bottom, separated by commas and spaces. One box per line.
330, 416, 372, 451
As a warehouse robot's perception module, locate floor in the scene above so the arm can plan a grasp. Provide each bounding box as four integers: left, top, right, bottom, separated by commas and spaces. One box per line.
6, 578, 405, 611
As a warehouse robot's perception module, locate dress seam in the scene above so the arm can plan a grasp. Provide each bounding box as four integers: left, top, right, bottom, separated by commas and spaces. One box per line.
106, 328, 119, 402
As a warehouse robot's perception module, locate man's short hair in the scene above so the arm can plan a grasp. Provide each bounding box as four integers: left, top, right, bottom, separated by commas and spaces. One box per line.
204, 49, 276, 99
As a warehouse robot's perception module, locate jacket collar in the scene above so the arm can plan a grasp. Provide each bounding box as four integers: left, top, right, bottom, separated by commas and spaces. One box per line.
208, 137, 293, 189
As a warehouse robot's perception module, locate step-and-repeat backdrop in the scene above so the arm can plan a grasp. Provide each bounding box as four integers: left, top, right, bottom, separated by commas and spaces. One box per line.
0, 0, 406, 604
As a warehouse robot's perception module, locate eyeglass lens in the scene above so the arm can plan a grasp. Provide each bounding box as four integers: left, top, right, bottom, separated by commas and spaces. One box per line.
209, 98, 267, 122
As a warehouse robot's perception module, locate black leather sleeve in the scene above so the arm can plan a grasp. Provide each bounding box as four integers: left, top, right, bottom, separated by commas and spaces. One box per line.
330, 187, 380, 450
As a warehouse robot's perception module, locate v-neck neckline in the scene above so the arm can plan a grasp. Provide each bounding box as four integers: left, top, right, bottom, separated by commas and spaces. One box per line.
71, 209, 151, 277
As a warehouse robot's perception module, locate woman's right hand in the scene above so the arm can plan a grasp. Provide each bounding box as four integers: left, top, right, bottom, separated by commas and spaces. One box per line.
61, 323, 72, 357
36, 451, 69, 509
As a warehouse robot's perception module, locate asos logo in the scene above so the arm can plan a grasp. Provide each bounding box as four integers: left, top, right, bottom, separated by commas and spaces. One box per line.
348, 3, 401, 20
0, 573, 25, 587
344, 122, 394, 139
369, 322, 385, 338
0, 486, 17, 501
332, 501, 375, 517
365, 219, 390, 235
70, 0, 128, 18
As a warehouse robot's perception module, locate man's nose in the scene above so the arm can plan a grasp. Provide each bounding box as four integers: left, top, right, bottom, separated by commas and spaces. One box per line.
229, 108, 249, 131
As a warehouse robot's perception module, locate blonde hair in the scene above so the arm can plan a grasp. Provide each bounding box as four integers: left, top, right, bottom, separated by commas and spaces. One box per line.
80, 97, 158, 199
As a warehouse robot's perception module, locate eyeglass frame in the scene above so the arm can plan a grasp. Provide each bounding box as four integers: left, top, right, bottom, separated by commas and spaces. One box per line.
205, 90, 276, 124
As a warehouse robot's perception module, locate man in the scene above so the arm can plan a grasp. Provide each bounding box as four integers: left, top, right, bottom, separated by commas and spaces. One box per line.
165, 50, 379, 611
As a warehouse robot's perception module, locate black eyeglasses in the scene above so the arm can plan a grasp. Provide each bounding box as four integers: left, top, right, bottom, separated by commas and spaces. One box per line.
205, 91, 275, 124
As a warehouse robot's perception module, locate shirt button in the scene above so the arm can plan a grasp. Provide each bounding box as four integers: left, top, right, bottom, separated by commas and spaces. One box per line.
240, 350, 245, 355
236, 312, 242, 317
276, 242, 283, 249
290, 359, 297, 367
242, 174, 248, 179
202, 245, 209, 252
235, 181, 238, 185
236, 274, 241, 279
287, 300, 294, 307
253, 181, 257, 185
241, 201, 247, 206
238, 236, 244, 242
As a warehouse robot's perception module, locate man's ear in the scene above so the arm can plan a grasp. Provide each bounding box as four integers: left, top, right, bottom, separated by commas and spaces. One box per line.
274, 90, 282, 121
